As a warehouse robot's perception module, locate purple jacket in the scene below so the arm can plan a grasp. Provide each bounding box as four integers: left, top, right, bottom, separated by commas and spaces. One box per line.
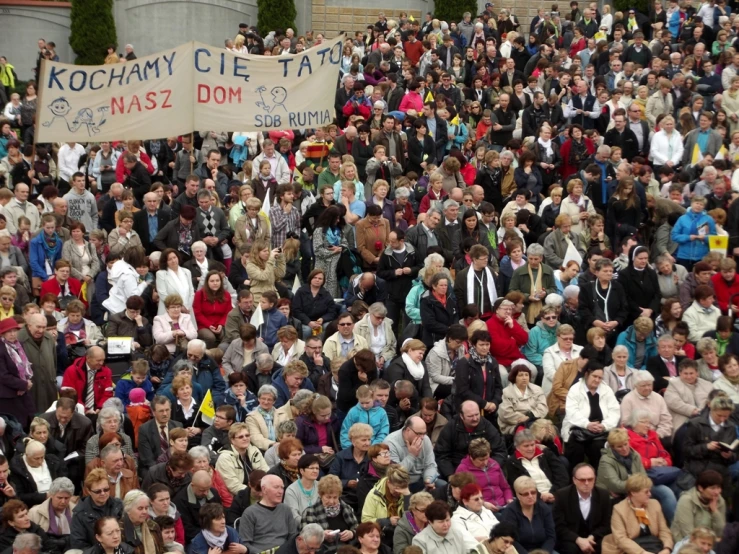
295, 414, 342, 455
456, 455, 513, 507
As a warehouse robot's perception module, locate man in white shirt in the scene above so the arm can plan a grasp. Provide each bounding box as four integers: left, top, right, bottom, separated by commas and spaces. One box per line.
4, 183, 40, 234
56, 142, 86, 194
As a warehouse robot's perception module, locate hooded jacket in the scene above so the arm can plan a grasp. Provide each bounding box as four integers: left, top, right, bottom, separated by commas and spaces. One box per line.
457, 455, 512, 506
521, 320, 560, 366
595, 446, 646, 497
671, 209, 717, 262
214, 443, 269, 496
339, 403, 389, 449
405, 273, 428, 324
70, 496, 124, 550
615, 325, 658, 369
103, 260, 148, 314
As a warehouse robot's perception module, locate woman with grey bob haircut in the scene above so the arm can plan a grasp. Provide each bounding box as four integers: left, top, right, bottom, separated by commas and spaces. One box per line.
264, 420, 298, 467
85, 407, 136, 465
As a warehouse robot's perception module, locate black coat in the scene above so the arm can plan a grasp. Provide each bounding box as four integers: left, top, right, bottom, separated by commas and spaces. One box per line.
291, 285, 342, 326
172, 400, 208, 449
554, 485, 612, 551
141, 461, 191, 496
133, 207, 172, 254
475, 166, 504, 214
376, 246, 421, 303
40, 412, 91, 460
604, 128, 640, 163
123, 162, 152, 204
419, 291, 458, 348
646, 355, 686, 394
617, 265, 662, 327
406, 134, 436, 177
336, 358, 379, 414
137, 419, 184, 472
683, 411, 736, 478
0, 347, 36, 429
577, 279, 629, 332
100, 198, 120, 234
434, 416, 507, 478
70, 496, 124, 550
152, 219, 203, 257
455, 354, 503, 412
384, 356, 433, 400
503, 448, 569, 491
173, 485, 222, 543
9, 452, 67, 507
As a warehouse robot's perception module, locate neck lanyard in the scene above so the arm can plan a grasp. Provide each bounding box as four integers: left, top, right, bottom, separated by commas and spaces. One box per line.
595, 281, 611, 321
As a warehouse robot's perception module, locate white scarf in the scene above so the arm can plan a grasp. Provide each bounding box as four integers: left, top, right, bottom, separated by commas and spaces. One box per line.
467, 266, 498, 312
538, 137, 553, 157
202, 529, 228, 548
402, 353, 425, 380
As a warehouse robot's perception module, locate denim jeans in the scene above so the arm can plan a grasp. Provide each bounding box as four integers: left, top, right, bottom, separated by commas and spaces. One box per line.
651, 484, 676, 523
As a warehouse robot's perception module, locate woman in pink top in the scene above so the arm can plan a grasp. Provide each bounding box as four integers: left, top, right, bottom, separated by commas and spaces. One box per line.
399, 80, 424, 113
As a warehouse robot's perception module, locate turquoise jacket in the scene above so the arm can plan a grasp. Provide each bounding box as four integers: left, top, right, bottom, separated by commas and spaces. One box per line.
405, 275, 428, 324
615, 325, 658, 369
339, 403, 389, 449
521, 321, 560, 366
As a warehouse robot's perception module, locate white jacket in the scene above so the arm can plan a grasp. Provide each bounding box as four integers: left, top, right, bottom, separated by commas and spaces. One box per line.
542, 343, 584, 395
251, 152, 291, 184
682, 301, 721, 342
649, 130, 684, 166
102, 260, 148, 315
155, 267, 194, 315
451, 506, 499, 551
561, 379, 621, 442
4, 198, 40, 234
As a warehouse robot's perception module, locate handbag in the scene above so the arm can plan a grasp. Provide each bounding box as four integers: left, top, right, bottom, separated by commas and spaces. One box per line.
315, 425, 339, 470
569, 427, 608, 443
646, 465, 681, 486
632, 534, 664, 554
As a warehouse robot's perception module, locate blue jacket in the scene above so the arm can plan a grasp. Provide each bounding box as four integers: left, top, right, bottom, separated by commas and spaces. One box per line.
258, 307, 287, 349
223, 388, 257, 422
29, 232, 63, 280
190, 527, 242, 554
671, 210, 716, 262
90, 270, 111, 326
158, 380, 204, 405
499, 499, 556, 554
271, 367, 315, 409
114, 373, 155, 406
521, 321, 560, 366
340, 403, 389, 449
161, 354, 227, 405
615, 325, 658, 369
329, 446, 368, 487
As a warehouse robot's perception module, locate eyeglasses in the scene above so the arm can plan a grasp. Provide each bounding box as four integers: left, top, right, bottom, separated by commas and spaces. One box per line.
90, 487, 111, 494
518, 490, 538, 497
561, 336, 575, 341
234, 434, 250, 440
409, 428, 426, 437
338, 322, 353, 327
376, 450, 391, 458
574, 477, 595, 483
542, 316, 557, 321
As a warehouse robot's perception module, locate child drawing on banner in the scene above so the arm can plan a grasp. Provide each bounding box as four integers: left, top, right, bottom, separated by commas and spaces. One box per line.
255, 86, 288, 113
42, 97, 109, 135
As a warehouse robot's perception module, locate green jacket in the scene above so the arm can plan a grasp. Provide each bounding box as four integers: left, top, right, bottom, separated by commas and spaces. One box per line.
671, 486, 726, 542
508, 263, 557, 301
0, 63, 15, 88
595, 446, 646, 497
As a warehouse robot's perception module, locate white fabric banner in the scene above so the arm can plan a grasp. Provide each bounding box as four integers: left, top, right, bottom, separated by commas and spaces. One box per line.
35, 37, 344, 143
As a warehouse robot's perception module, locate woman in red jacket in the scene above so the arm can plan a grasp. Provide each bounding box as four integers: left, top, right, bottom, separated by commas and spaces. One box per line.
193, 270, 233, 348
711, 257, 739, 314
486, 298, 529, 368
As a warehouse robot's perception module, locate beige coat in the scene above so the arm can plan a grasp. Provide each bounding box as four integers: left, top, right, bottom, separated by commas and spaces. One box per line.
246, 254, 286, 304
498, 383, 549, 434
107, 228, 143, 256
61, 240, 101, 281
602, 498, 674, 554
645, 91, 674, 131
215, 444, 269, 495
663, 377, 712, 436
28, 497, 78, 531
559, 194, 596, 235
271, 339, 306, 364
245, 401, 293, 452
233, 213, 271, 256
322, 331, 369, 361
354, 313, 397, 363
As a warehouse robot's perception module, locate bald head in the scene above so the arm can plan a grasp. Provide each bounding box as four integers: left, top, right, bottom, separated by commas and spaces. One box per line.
345, 126, 358, 140
86, 346, 106, 370
192, 470, 212, 487
460, 400, 481, 427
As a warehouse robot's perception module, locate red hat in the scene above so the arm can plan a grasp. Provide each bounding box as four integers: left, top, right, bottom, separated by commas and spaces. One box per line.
0, 318, 21, 335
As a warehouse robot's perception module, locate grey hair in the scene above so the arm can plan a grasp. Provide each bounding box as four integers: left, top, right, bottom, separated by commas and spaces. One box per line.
152, 395, 172, 408
258, 384, 278, 399
191, 241, 207, 253
123, 489, 150, 513
527, 243, 545, 257
629, 409, 653, 427
597, 144, 612, 156
300, 523, 325, 545
696, 337, 717, 354
100, 444, 122, 460
255, 353, 274, 370
24, 440, 45, 457
96, 407, 122, 433
368, 302, 387, 317
612, 344, 629, 356
633, 370, 655, 385
395, 187, 410, 199
427, 206, 443, 219
172, 359, 196, 375
13, 533, 41, 553
442, 199, 459, 211
514, 429, 536, 447
563, 285, 580, 299
657, 334, 676, 345
292, 390, 315, 411
544, 294, 563, 307
500, 150, 514, 161
102, 397, 125, 415
188, 339, 206, 353
197, 189, 212, 201
701, 166, 718, 178
276, 419, 298, 438
655, 254, 673, 266
423, 253, 445, 269
189, 446, 210, 460
48, 477, 75, 496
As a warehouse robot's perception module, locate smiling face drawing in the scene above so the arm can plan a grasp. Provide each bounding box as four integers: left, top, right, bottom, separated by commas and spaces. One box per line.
48, 98, 71, 117
271, 87, 287, 104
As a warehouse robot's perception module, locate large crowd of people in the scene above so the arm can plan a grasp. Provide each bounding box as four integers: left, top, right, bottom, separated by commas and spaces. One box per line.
3, 2, 739, 554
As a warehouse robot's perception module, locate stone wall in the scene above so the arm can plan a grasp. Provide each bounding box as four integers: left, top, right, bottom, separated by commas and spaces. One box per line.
0, 0, 73, 81
310, 0, 432, 36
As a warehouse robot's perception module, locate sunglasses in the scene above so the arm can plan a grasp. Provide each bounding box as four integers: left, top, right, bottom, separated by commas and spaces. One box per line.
338, 322, 353, 327
90, 487, 111, 494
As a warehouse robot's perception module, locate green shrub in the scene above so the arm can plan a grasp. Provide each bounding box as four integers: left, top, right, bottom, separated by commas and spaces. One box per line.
257, 0, 297, 35
434, 0, 478, 25
613, 0, 649, 14
69, 0, 118, 65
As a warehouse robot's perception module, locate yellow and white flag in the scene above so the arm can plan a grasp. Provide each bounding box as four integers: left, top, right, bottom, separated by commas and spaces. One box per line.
198, 389, 215, 425
691, 143, 703, 165
716, 145, 728, 161
709, 235, 729, 256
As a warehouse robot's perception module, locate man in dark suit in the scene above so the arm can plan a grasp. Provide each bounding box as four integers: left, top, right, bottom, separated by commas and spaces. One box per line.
554, 463, 612, 554
40, 397, 93, 494
133, 192, 172, 254
100, 183, 125, 234
422, 102, 448, 165
646, 335, 686, 393
173, 470, 222, 544
138, 396, 184, 472
500, 57, 525, 89
385, 74, 405, 113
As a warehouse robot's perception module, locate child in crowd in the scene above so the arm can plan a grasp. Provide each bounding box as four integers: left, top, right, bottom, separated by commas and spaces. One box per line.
126, 387, 152, 448
147, 344, 172, 388
115, 359, 155, 406
257, 290, 287, 349
339, 385, 389, 449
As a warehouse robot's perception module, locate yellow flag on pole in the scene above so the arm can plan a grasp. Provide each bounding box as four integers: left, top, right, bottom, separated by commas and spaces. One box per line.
450, 114, 460, 126
260, 189, 271, 225
709, 235, 729, 256
424, 90, 434, 103
198, 389, 215, 425
691, 143, 703, 165
716, 145, 728, 161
